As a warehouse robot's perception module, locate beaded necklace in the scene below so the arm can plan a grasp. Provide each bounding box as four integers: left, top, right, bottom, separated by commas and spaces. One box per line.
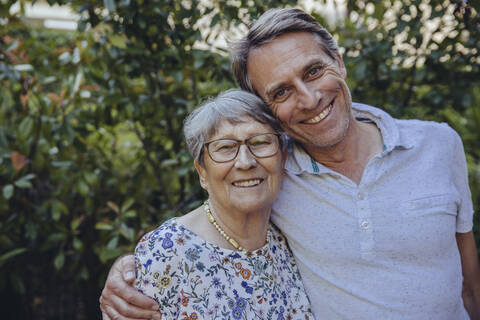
204, 200, 270, 253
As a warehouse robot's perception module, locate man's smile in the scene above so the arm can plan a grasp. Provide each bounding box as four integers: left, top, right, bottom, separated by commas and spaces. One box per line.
302, 99, 334, 124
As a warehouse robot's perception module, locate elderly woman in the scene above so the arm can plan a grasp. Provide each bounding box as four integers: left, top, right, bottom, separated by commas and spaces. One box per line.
133, 90, 313, 319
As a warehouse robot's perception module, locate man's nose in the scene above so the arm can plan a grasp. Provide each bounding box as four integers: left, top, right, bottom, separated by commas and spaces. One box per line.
295, 80, 321, 110
234, 145, 257, 169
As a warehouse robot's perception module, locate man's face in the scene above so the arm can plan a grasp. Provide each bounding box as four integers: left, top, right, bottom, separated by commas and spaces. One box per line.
247, 32, 353, 151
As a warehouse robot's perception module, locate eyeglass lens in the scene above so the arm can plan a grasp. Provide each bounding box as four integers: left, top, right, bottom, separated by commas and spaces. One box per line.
207, 134, 279, 162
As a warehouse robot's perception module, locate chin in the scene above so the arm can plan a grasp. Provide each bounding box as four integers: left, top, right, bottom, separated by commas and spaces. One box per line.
232, 198, 273, 214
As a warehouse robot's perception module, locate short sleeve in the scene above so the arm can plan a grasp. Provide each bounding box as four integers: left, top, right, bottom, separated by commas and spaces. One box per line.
449, 127, 474, 233
134, 228, 180, 318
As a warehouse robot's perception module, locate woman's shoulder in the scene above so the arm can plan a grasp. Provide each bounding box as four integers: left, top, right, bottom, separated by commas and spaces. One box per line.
135, 218, 197, 257
137, 218, 177, 244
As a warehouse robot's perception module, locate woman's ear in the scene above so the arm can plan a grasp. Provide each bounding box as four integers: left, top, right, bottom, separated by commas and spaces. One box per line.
194, 160, 208, 190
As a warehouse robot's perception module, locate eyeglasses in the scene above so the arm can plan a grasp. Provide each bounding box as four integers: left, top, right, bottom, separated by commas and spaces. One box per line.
204, 133, 281, 163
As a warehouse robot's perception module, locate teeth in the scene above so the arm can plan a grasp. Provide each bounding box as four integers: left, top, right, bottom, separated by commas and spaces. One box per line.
233, 179, 262, 187
304, 104, 333, 124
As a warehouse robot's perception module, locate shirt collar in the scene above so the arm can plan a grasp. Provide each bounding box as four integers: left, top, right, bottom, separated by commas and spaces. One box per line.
285, 103, 415, 175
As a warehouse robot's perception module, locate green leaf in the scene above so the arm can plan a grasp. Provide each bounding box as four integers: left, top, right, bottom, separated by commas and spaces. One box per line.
51, 200, 68, 221
107, 201, 120, 214
14, 179, 32, 189
71, 218, 82, 231
99, 247, 124, 263
110, 35, 126, 49
121, 198, 135, 212
119, 223, 134, 241
83, 172, 98, 185
18, 116, 34, 140
77, 180, 89, 196
73, 70, 83, 93
6, 40, 19, 51
51, 161, 72, 168
54, 251, 65, 270
13, 64, 33, 72
73, 237, 83, 250
95, 222, 114, 230
0, 248, 27, 268
14, 174, 35, 189
21, 173, 36, 181
124, 210, 137, 218
2, 185, 13, 199
106, 236, 119, 249
47, 233, 66, 243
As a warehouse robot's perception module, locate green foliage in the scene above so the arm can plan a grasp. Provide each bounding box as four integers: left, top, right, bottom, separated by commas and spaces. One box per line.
0, 0, 478, 318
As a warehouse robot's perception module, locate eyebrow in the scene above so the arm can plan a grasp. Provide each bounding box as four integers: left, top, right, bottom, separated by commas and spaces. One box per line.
264, 58, 329, 100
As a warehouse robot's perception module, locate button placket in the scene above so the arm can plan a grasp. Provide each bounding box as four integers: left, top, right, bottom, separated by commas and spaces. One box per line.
356, 193, 375, 260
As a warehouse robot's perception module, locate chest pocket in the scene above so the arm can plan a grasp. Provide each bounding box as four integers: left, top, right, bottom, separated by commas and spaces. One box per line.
404, 194, 458, 217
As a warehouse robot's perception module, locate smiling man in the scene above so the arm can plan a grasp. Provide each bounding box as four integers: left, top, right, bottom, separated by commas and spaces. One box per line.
100, 8, 480, 319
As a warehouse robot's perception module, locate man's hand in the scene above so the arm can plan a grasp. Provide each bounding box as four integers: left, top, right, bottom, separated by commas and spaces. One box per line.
457, 231, 480, 320
100, 254, 161, 320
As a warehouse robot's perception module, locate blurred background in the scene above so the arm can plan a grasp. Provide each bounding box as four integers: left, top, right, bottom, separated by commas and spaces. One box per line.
0, 0, 479, 318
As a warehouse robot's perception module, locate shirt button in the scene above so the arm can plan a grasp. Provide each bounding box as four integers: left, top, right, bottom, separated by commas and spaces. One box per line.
357, 192, 365, 200
360, 220, 370, 229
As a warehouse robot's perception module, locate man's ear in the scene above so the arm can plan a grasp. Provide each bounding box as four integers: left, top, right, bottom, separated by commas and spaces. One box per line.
194, 161, 208, 190
336, 53, 347, 78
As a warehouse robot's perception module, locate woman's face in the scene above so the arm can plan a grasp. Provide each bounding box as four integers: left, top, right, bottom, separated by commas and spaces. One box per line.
195, 118, 285, 215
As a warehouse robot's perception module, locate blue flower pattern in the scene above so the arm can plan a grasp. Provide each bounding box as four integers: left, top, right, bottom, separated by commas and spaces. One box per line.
135, 218, 314, 319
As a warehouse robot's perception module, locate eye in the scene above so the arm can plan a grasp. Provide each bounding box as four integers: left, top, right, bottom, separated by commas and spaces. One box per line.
272, 87, 291, 102
250, 139, 269, 146
210, 140, 237, 152
274, 88, 286, 99
249, 135, 273, 146
307, 66, 321, 78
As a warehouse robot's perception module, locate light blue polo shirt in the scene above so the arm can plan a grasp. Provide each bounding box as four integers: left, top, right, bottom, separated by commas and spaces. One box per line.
271, 103, 473, 319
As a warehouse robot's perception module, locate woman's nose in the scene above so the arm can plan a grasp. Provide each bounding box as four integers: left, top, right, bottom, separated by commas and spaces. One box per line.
234, 145, 257, 169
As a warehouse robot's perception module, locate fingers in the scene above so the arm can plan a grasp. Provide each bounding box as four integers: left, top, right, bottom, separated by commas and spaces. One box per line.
100, 253, 160, 319
100, 288, 160, 320
101, 311, 112, 320
119, 254, 136, 283
103, 304, 157, 320
103, 289, 159, 319
107, 272, 158, 310
106, 256, 158, 310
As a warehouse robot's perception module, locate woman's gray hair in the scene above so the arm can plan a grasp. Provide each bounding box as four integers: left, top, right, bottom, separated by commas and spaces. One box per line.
183, 89, 284, 165
230, 8, 339, 94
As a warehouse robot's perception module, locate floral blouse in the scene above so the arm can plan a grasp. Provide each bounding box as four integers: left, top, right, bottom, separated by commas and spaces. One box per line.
135, 218, 314, 320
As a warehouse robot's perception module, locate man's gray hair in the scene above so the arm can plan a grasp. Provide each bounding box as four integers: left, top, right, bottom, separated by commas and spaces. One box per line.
231, 8, 339, 94
183, 89, 284, 165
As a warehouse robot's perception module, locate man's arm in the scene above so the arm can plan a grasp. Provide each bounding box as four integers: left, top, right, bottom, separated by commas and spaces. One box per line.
457, 231, 480, 320
99, 254, 161, 320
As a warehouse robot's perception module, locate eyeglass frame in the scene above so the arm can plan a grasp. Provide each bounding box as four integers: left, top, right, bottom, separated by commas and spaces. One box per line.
203, 133, 282, 163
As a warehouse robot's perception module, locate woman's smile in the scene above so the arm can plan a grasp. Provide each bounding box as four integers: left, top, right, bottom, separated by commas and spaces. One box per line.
232, 178, 264, 188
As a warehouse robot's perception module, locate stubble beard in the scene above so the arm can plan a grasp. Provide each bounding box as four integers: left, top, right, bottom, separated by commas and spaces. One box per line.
284, 88, 352, 151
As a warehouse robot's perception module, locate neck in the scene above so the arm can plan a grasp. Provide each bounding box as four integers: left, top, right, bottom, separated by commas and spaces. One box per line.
206, 199, 271, 251
304, 118, 382, 184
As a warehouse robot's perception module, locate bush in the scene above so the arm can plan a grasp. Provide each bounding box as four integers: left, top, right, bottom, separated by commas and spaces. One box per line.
0, 0, 478, 318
